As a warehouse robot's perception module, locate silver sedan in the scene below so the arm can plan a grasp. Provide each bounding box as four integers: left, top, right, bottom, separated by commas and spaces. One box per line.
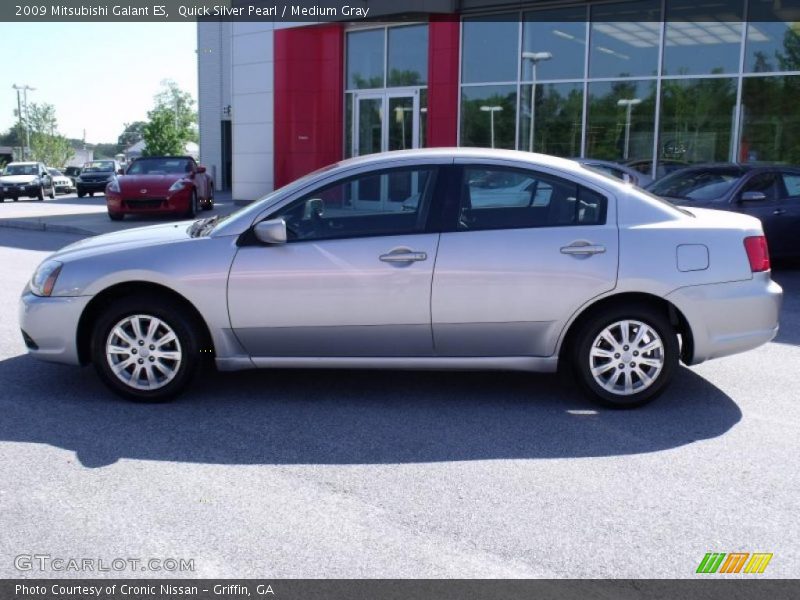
19, 149, 782, 408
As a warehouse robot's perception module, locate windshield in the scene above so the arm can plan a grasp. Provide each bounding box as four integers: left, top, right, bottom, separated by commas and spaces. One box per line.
3, 164, 38, 176
127, 158, 193, 175
82, 161, 115, 173
48, 168, 63, 176
648, 168, 745, 201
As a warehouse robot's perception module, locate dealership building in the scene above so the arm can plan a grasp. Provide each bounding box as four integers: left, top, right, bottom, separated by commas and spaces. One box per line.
196, 0, 800, 200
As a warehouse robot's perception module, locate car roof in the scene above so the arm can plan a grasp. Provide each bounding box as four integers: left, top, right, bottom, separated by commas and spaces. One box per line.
6, 161, 38, 166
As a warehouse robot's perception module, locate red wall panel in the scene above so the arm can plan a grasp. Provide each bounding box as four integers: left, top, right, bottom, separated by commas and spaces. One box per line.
427, 15, 460, 147
274, 24, 344, 188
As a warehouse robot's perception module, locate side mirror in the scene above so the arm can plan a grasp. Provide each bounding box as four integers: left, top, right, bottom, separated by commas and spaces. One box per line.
117, 168, 125, 175
196, 165, 206, 174
740, 191, 767, 202
253, 218, 287, 245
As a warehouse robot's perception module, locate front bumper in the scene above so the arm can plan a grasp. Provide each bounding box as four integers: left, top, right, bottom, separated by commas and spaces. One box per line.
1, 184, 39, 197
666, 271, 783, 365
19, 290, 92, 365
77, 180, 112, 193
106, 188, 192, 215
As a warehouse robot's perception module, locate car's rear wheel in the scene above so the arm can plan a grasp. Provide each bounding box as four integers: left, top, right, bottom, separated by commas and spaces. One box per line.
572, 304, 678, 408
91, 297, 201, 402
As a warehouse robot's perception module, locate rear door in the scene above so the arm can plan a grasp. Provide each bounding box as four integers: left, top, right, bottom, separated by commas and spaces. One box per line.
732, 171, 784, 252
431, 162, 619, 357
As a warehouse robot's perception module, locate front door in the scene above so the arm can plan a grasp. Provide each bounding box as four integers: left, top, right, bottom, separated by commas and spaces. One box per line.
227, 164, 441, 359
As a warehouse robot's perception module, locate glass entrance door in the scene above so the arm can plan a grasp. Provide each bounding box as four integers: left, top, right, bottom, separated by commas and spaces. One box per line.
351, 90, 423, 212
353, 89, 420, 157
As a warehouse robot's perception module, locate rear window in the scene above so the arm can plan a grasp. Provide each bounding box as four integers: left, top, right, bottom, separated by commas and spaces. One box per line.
648, 168, 745, 202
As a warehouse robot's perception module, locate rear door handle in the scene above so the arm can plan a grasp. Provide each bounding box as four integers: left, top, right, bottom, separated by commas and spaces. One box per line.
379, 251, 427, 263
560, 243, 606, 256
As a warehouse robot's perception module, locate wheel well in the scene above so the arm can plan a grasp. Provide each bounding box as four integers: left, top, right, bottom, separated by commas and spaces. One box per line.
76, 282, 215, 365
559, 292, 694, 365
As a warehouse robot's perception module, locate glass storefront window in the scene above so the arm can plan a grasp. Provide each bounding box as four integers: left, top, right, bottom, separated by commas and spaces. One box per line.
522, 8, 587, 81
347, 29, 385, 89
589, 0, 661, 78
462, 16, 519, 83
519, 82, 583, 157
740, 76, 800, 163
461, 85, 517, 149
388, 25, 428, 86
662, 0, 743, 76
745, 0, 800, 73
586, 80, 656, 164
659, 77, 737, 164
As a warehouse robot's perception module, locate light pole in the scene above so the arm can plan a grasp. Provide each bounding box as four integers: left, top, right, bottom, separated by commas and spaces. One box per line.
12, 84, 35, 160
521, 51, 552, 153
480, 105, 503, 148
617, 98, 642, 160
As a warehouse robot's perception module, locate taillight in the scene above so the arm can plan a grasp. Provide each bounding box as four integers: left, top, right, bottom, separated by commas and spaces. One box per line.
744, 236, 770, 272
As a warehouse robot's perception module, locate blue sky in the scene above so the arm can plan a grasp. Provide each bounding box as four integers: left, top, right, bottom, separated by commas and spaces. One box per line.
0, 23, 198, 144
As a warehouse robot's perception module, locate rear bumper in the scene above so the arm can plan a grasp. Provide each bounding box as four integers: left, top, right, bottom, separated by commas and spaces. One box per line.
19, 290, 91, 366
666, 272, 783, 365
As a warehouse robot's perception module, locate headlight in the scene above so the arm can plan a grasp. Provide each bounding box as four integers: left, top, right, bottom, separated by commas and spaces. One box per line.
107, 178, 120, 193
76, 176, 83, 182
107, 174, 115, 181
30, 178, 40, 185
30, 260, 63, 297
169, 180, 187, 192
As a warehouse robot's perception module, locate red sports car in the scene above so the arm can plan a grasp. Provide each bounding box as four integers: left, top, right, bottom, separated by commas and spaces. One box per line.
105, 156, 214, 221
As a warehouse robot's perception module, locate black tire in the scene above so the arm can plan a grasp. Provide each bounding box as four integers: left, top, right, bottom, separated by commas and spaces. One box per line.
186, 190, 198, 218
37, 186, 44, 201
91, 296, 201, 402
48, 184, 55, 199
572, 303, 679, 409
89, 192, 94, 197
77, 191, 85, 198
108, 212, 124, 221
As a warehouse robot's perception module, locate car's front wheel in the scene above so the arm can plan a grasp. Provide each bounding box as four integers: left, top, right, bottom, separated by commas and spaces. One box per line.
91, 297, 201, 402
48, 184, 55, 199
572, 304, 679, 408
37, 186, 44, 201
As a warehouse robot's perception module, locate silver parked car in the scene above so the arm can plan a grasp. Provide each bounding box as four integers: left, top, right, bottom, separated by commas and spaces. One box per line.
19, 149, 782, 408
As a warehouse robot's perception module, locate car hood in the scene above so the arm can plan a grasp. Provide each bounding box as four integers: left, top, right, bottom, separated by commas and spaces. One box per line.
52, 221, 195, 262
79, 171, 114, 179
119, 174, 185, 195
1, 175, 38, 184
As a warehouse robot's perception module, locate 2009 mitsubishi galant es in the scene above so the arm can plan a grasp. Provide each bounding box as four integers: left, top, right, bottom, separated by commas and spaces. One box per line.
19, 149, 783, 408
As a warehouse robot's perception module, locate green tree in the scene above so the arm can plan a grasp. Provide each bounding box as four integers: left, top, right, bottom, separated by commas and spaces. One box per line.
142, 80, 198, 156
26, 103, 73, 167
118, 120, 147, 147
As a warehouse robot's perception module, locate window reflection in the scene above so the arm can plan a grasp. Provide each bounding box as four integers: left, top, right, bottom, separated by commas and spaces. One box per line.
522, 8, 587, 81
663, 0, 743, 75
589, 0, 661, 78
740, 76, 800, 163
388, 25, 428, 86
347, 30, 384, 89
586, 80, 656, 163
746, 0, 800, 72
659, 78, 737, 164
519, 82, 583, 157
462, 16, 518, 83
461, 85, 517, 150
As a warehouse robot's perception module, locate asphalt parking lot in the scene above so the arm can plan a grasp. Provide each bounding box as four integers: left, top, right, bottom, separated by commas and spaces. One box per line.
0, 209, 798, 578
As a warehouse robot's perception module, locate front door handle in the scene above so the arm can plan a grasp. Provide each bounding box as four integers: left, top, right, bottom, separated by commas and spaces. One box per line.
773, 208, 787, 215
379, 251, 428, 263
560, 242, 606, 256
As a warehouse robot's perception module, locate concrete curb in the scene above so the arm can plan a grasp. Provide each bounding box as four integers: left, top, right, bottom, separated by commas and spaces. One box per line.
0, 219, 96, 236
